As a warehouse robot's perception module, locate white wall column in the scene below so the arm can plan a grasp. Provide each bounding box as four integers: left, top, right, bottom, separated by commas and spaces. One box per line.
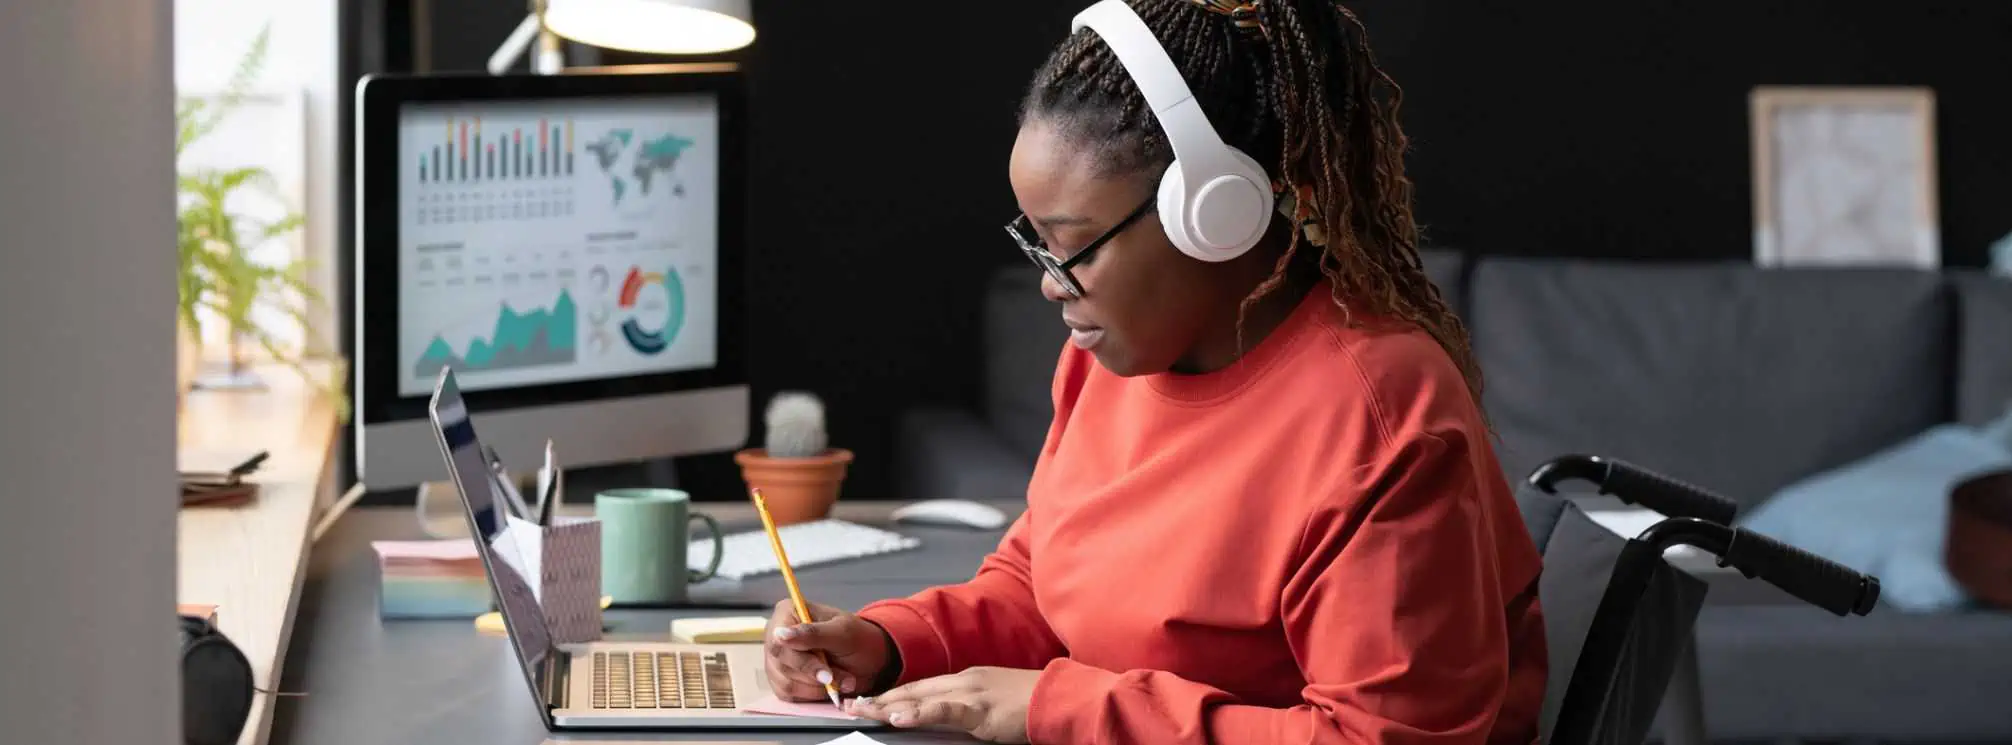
0, 0, 181, 742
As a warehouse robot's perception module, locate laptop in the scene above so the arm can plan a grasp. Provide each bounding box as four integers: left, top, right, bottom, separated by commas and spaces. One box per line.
426, 368, 867, 730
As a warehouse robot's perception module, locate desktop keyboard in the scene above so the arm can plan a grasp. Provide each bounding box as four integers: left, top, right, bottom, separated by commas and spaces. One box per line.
693, 519, 921, 581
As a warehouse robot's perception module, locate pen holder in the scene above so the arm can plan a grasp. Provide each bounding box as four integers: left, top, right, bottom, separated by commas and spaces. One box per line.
490, 515, 604, 645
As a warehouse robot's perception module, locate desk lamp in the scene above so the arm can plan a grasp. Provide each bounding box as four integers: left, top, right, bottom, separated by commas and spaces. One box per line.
488, 0, 756, 75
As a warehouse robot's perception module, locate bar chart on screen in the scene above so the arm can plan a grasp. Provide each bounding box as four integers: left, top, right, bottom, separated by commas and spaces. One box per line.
413, 115, 576, 226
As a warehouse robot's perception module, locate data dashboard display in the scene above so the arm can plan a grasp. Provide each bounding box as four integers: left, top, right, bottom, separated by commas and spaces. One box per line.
395, 95, 720, 397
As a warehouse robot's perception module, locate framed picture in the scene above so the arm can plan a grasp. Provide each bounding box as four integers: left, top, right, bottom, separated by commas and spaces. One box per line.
1750, 86, 1939, 268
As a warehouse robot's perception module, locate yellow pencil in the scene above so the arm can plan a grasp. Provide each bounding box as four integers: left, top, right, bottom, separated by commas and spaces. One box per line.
750, 487, 843, 707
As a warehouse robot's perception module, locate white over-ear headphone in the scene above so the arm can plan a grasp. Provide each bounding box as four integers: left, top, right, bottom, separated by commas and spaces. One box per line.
1071, 0, 1275, 263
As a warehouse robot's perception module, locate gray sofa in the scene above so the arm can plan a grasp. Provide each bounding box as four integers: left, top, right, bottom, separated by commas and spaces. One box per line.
896, 251, 2012, 743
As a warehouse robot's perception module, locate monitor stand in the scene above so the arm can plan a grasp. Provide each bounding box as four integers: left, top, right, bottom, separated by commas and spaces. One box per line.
415, 481, 470, 539
642, 456, 679, 491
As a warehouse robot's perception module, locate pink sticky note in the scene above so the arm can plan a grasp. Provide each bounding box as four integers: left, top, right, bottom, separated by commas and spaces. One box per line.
371, 539, 479, 560
741, 693, 860, 720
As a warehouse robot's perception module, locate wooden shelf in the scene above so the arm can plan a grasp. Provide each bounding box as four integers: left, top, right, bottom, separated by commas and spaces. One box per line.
177, 362, 343, 745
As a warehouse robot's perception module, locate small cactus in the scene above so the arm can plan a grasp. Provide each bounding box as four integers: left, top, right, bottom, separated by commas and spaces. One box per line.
764, 391, 828, 458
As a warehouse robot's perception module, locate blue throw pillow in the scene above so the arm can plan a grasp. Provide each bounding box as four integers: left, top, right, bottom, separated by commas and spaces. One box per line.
1740, 424, 2012, 613
1984, 400, 2012, 452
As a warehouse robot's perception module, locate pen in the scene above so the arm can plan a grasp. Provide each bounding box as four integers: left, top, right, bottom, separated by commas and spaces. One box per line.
750, 487, 843, 708
483, 445, 532, 519
534, 439, 559, 527
230, 451, 270, 478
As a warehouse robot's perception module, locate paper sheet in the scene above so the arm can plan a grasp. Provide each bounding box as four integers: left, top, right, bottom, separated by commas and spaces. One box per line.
541, 740, 784, 745
815, 734, 889, 745
502, 517, 546, 601
740, 693, 860, 720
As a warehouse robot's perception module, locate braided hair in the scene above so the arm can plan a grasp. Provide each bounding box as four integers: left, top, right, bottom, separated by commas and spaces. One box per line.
1021, 0, 1485, 410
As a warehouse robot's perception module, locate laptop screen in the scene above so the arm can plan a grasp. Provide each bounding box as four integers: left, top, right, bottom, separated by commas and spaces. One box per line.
427, 369, 555, 708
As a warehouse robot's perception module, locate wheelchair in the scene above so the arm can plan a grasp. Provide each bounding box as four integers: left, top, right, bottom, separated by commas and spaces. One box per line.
1517, 455, 1882, 745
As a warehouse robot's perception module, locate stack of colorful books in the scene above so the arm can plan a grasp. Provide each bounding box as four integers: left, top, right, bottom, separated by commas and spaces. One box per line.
373, 538, 493, 619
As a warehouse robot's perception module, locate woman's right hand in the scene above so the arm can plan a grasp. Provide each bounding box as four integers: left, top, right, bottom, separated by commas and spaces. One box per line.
763, 600, 896, 702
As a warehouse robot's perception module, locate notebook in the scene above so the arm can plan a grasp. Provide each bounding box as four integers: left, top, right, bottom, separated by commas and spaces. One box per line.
741, 694, 860, 720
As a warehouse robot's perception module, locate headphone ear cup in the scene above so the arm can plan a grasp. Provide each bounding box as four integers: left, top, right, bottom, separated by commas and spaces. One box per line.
1225, 146, 1276, 237
1159, 150, 1274, 263
1197, 147, 1274, 258
1156, 160, 1199, 258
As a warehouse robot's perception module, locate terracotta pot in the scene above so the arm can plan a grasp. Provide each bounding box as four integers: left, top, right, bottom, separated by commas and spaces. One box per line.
734, 448, 853, 525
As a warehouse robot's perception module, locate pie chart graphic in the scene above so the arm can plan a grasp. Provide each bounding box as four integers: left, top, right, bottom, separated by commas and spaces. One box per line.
617, 265, 684, 355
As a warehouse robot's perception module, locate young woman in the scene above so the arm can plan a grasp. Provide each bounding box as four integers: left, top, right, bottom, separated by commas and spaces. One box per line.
763, 0, 1546, 742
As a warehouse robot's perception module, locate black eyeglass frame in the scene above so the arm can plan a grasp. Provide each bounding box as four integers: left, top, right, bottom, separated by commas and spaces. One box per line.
1004, 195, 1156, 298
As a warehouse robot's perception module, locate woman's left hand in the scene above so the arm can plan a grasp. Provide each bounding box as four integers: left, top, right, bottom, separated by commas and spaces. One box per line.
846, 666, 1040, 743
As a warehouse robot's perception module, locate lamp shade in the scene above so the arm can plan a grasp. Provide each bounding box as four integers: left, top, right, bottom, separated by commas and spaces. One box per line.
544, 0, 755, 55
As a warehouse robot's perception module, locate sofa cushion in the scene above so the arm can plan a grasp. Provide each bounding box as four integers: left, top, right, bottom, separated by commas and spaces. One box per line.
982, 267, 1069, 458
1689, 604, 2012, 741
1986, 399, 2012, 451
1739, 423, 2012, 612
894, 407, 1037, 499
1469, 258, 1952, 507
1954, 272, 2012, 426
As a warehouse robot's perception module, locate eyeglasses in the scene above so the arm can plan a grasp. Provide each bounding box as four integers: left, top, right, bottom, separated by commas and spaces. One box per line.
1004, 195, 1156, 299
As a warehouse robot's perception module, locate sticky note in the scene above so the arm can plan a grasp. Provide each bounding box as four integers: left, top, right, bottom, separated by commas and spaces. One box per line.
671, 616, 768, 643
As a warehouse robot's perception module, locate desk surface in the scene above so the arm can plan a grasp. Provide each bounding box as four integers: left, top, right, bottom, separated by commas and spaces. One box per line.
178, 364, 343, 745
271, 501, 1020, 745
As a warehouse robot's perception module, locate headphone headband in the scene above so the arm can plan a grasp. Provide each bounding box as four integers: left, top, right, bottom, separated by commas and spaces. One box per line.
1069, 0, 1273, 262
1070, 0, 1236, 187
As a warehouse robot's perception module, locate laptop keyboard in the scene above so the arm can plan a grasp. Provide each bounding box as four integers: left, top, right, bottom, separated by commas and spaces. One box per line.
590, 650, 737, 710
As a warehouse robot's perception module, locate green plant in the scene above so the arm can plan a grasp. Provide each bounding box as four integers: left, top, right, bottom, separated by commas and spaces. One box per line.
176, 25, 347, 418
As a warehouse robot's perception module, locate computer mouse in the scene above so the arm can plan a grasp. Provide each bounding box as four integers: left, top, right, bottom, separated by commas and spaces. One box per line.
890, 499, 1009, 530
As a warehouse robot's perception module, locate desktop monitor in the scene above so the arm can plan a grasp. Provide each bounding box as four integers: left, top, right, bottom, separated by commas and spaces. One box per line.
354, 69, 748, 490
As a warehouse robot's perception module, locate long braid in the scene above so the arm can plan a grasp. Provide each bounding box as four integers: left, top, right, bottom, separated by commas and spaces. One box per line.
1023, 0, 1486, 413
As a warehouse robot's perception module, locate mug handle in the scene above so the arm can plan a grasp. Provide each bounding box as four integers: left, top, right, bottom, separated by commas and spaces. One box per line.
689, 511, 724, 583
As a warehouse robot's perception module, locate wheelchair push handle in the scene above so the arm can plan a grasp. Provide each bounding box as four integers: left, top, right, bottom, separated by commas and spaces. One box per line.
1528, 454, 1739, 526
1720, 527, 1882, 617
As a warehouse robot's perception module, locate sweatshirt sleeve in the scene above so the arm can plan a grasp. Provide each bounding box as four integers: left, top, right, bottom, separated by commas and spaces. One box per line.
855, 511, 1067, 687
1025, 429, 1526, 745
853, 342, 1090, 688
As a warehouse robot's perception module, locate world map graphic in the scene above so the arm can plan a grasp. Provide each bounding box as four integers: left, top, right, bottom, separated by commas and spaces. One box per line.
583, 128, 693, 205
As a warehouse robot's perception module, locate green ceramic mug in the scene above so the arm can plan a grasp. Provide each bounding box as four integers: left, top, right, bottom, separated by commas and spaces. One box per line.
595, 488, 725, 605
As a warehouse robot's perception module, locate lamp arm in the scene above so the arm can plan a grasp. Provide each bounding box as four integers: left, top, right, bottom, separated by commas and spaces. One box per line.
487, 13, 545, 75
536, 25, 565, 74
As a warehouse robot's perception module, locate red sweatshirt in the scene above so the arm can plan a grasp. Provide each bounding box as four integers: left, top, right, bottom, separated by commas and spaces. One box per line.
857, 286, 1547, 745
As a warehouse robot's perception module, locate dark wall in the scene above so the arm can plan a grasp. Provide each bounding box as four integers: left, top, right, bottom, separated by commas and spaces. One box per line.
350, 0, 2012, 501
684, 3, 1095, 500
1358, 0, 2012, 267
391, 2, 1087, 501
